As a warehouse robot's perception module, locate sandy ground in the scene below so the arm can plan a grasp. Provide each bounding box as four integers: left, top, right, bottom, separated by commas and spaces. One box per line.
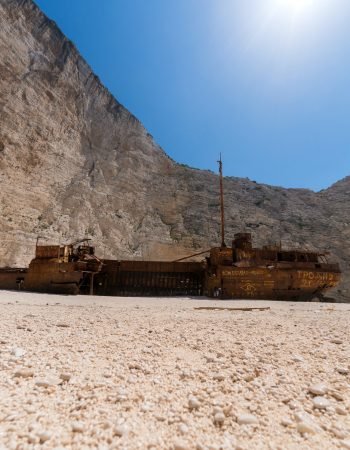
0, 292, 350, 450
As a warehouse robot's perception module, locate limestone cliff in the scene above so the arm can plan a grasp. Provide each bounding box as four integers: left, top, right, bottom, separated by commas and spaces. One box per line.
0, 0, 349, 300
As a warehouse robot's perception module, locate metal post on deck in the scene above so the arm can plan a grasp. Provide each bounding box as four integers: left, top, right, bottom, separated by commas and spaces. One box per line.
90, 273, 94, 295
218, 154, 226, 248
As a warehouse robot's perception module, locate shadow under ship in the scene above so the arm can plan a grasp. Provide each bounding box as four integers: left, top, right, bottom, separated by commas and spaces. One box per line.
0, 160, 341, 300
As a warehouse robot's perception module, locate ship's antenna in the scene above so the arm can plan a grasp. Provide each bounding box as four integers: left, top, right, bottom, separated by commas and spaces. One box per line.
279, 219, 282, 251
218, 154, 226, 248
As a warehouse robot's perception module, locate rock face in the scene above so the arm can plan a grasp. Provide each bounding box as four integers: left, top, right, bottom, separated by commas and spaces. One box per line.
0, 0, 349, 300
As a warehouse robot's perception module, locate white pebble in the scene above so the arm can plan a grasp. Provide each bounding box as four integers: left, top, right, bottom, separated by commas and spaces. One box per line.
312, 396, 330, 409
178, 423, 189, 435
281, 417, 293, 427
337, 367, 349, 375
11, 348, 26, 358
188, 396, 201, 410
35, 377, 60, 388
173, 439, 188, 450
114, 424, 127, 437
37, 431, 51, 443
297, 421, 318, 434
308, 383, 328, 396
214, 412, 225, 425
336, 406, 347, 415
213, 373, 225, 381
237, 414, 259, 425
294, 412, 320, 434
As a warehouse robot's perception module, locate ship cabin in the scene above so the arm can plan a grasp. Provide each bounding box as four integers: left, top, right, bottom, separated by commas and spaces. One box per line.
208, 233, 340, 272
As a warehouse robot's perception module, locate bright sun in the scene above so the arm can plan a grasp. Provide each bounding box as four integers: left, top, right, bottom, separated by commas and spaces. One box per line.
215, 0, 335, 76
280, 0, 314, 15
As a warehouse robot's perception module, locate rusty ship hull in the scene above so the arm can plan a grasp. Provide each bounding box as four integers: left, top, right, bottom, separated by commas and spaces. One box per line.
0, 242, 103, 295
0, 246, 341, 300
0, 232, 341, 300
94, 260, 204, 297
0, 268, 27, 291
206, 266, 340, 300
92, 261, 339, 300
203, 233, 341, 300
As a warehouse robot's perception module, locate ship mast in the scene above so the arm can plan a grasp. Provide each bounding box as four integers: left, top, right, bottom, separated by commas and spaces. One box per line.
218, 154, 226, 248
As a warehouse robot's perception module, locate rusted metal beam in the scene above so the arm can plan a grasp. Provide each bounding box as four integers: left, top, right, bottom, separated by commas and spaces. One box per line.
172, 249, 210, 262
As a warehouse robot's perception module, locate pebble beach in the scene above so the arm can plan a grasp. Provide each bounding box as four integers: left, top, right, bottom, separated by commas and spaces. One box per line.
0, 291, 349, 449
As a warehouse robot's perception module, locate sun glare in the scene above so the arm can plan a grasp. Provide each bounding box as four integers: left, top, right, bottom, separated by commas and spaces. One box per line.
215, 0, 328, 57
282, 0, 313, 14
213, 0, 341, 92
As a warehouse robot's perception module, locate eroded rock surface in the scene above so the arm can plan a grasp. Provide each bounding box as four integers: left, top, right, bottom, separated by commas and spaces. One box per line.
0, 0, 349, 300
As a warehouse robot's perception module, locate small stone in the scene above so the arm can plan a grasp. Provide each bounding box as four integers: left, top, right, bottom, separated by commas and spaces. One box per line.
223, 405, 233, 416
281, 417, 293, 427
294, 412, 320, 434
27, 434, 37, 444
336, 406, 347, 415
155, 415, 166, 422
244, 373, 255, 382
205, 355, 216, 363
178, 423, 189, 435
292, 355, 304, 362
71, 422, 84, 433
35, 377, 60, 388
173, 439, 188, 450
128, 362, 142, 370
141, 402, 153, 412
213, 406, 223, 415
214, 412, 225, 425
312, 396, 330, 409
337, 367, 349, 375
37, 431, 51, 443
330, 390, 344, 401
308, 383, 328, 396
288, 400, 299, 410
59, 373, 71, 382
14, 369, 34, 378
237, 414, 259, 425
297, 421, 318, 434
56, 323, 70, 328
331, 339, 343, 344
188, 396, 201, 410
36, 380, 49, 388
11, 348, 26, 358
332, 428, 347, 439
213, 373, 225, 381
114, 424, 127, 437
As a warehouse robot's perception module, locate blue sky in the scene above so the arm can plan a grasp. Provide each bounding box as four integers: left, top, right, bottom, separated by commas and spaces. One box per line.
35, 0, 350, 191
